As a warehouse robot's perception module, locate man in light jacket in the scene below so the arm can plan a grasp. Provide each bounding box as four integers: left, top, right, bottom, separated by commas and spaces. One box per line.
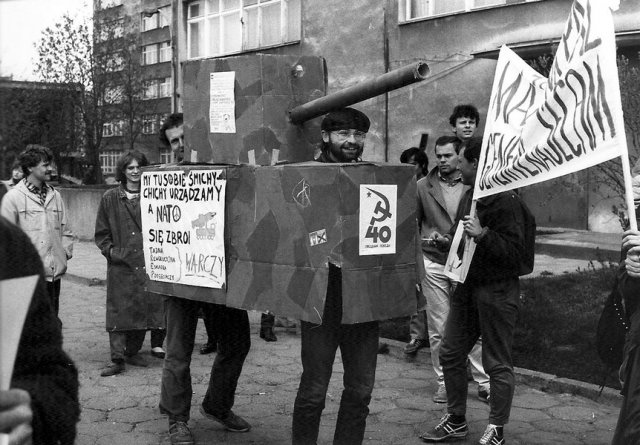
1, 144, 74, 316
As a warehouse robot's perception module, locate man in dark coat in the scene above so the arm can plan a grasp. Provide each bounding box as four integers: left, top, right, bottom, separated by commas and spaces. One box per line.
0, 215, 80, 444
95, 151, 166, 376
292, 107, 379, 445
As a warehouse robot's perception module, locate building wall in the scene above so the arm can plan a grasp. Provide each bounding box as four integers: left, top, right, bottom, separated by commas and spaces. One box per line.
174, 0, 640, 232
58, 186, 114, 240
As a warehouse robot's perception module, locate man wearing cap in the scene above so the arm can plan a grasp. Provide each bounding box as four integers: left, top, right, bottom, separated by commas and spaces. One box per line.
292, 107, 377, 445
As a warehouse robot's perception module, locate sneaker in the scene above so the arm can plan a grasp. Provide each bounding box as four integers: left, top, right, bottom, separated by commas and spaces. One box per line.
419, 413, 468, 442
432, 384, 447, 403
479, 424, 505, 445
151, 347, 166, 359
404, 338, 428, 355
169, 421, 194, 445
478, 386, 490, 404
100, 362, 125, 377
199, 405, 251, 432
124, 354, 149, 367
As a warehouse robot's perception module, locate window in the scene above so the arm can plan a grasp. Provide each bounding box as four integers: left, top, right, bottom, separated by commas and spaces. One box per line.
159, 77, 172, 97
399, 0, 542, 22
102, 120, 124, 138
100, 0, 123, 9
159, 148, 173, 164
186, 0, 301, 59
143, 78, 172, 99
100, 151, 121, 174
159, 42, 172, 62
97, 18, 124, 41
104, 86, 124, 104
142, 13, 159, 31
142, 42, 172, 65
142, 44, 159, 65
142, 114, 161, 135
142, 7, 171, 31
105, 52, 124, 72
144, 80, 159, 99
158, 6, 171, 27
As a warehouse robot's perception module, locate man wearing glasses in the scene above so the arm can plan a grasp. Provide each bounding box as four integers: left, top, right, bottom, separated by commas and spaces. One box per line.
292, 108, 377, 445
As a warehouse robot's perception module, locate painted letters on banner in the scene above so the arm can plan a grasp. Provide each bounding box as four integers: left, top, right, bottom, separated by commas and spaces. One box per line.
474, 0, 626, 199
141, 169, 227, 288
359, 184, 397, 255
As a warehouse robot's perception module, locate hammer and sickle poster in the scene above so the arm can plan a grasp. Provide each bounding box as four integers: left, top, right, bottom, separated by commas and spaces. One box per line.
359, 184, 397, 255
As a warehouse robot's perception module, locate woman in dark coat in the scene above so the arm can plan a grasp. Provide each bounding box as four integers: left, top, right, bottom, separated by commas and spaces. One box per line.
95, 151, 166, 376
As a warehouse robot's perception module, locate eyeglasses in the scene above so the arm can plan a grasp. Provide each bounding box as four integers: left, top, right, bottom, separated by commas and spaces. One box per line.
332, 130, 367, 141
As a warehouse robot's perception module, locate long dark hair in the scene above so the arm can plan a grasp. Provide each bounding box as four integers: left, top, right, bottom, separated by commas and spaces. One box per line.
115, 151, 149, 183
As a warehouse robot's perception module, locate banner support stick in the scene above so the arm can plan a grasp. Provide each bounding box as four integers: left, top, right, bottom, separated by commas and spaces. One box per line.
621, 149, 637, 231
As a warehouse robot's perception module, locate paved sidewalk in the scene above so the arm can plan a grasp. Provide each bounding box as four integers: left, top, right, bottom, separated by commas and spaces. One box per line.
61, 241, 623, 444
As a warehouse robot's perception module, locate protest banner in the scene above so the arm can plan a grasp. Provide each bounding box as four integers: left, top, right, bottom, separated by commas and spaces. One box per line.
446, 0, 633, 282
141, 168, 227, 288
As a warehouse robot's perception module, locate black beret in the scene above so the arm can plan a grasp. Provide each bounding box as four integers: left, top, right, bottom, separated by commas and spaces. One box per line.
321, 107, 370, 133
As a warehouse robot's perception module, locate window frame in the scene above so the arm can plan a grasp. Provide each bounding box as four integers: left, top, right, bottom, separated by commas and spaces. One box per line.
186, 0, 301, 60
99, 151, 121, 174
399, 0, 544, 23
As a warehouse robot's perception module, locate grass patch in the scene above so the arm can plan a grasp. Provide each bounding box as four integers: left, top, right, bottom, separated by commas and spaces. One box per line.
379, 260, 621, 389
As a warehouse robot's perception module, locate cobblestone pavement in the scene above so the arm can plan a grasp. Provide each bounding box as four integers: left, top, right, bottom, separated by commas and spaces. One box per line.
61, 243, 621, 444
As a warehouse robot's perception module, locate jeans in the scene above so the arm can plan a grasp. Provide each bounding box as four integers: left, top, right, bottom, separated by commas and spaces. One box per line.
46, 279, 61, 315
108, 330, 146, 362
159, 296, 250, 422
423, 255, 488, 387
292, 265, 379, 445
439, 278, 520, 425
409, 310, 427, 341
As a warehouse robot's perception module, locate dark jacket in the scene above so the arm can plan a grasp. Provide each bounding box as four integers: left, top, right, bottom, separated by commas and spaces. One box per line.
454, 190, 526, 285
1, 216, 80, 445
95, 186, 165, 331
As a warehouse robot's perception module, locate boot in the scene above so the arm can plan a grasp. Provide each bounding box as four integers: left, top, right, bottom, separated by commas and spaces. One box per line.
260, 312, 277, 342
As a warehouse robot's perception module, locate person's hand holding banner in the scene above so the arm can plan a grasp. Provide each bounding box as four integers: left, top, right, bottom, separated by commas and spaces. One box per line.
0, 389, 32, 445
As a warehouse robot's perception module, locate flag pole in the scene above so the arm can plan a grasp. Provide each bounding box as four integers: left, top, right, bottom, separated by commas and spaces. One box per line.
620, 147, 638, 231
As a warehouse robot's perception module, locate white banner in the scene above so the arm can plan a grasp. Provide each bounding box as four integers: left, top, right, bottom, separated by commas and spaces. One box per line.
475, 0, 626, 199
141, 169, 227, 288
359, 184, 397, 255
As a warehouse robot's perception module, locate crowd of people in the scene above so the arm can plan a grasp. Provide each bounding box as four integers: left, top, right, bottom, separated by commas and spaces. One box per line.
0, 103, 638, 445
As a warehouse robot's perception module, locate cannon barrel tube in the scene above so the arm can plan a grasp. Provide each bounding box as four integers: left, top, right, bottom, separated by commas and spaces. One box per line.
288, 61, 429, 125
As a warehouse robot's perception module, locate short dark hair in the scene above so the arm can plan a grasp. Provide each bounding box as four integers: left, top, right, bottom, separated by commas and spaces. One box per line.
18, 144, 53, 176
115, 151, 149, 183
400, 147, 428, 176
449, 104, 480, 127
159, 113, 183, 146
461, 137, 482, 163
434, 135, 462, 154
11, 159, 21, 171
321, 107, 370, 133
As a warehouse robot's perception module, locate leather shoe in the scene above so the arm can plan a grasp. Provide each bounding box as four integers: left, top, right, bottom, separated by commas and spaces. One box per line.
151, 347, 165, 358
125, 354, 149, 367
100, 362, 125, 376
260, 327, 277, 342
200, 342, 217, 354
199, 406, 250, 432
